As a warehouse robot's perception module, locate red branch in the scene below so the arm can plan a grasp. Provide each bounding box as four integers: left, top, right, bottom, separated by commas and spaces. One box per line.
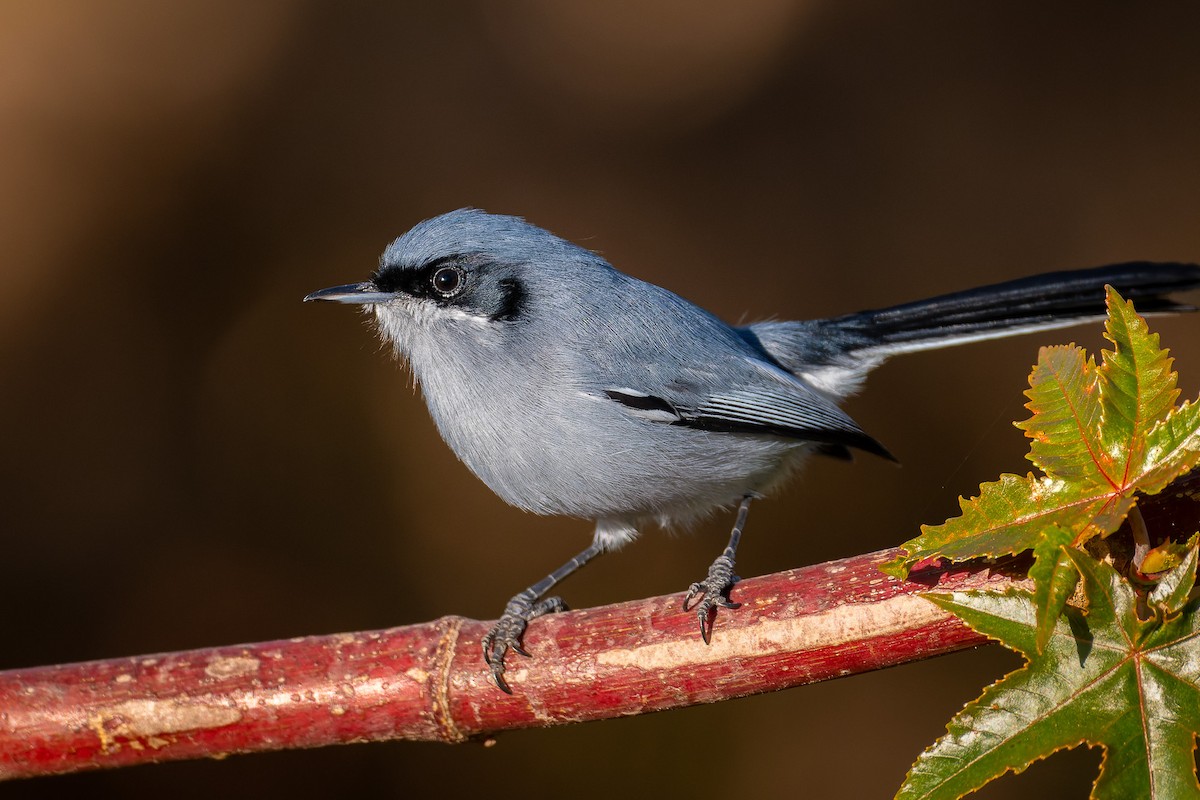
0, 547, 1023, 781
4, 477, 1195, 782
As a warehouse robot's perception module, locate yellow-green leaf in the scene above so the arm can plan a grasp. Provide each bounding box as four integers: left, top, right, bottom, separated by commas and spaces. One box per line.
887, 289, 1200, 583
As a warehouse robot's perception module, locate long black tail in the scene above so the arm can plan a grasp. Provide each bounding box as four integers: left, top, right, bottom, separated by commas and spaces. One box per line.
744, 262, 1200, 395
830, 261, 1200, 353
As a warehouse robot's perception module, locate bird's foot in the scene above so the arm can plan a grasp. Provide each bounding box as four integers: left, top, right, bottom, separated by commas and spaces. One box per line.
482, 593, 568, 693
682, 554, 741, 644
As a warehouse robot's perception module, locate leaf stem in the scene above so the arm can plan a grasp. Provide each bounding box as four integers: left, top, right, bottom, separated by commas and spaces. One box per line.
1129, 504, 1150, 569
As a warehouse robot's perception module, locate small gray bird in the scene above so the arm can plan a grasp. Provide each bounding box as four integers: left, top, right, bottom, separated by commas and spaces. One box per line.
306, 208, 1199, 692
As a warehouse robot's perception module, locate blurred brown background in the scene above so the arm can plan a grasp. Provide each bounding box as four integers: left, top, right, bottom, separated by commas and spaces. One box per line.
2, 1, 1198, 797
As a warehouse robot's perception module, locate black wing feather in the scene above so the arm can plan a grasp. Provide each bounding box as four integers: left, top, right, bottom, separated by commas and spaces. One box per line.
604, 387, 895, 461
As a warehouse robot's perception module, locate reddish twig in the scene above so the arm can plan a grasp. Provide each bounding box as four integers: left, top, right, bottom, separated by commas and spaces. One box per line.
0, 547, 1020, 781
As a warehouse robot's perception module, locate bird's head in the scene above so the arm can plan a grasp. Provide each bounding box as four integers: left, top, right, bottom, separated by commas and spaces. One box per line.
305, 208, 606, 359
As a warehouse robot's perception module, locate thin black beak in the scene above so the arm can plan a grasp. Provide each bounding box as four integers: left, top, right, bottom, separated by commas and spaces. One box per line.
303, 282, 394, 304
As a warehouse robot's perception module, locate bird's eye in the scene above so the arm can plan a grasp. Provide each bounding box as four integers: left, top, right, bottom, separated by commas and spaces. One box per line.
431, 266, 465, 297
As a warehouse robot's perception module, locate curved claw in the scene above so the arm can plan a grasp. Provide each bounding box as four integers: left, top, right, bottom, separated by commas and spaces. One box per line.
480, 591, 570, 693
491, 662, 513, 695
692, 593, 744, 643
698, 603, 716, 643
683, 554, 742, 643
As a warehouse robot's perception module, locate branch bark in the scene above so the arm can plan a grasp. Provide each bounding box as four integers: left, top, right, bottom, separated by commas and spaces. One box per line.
0, 547, 1025, 781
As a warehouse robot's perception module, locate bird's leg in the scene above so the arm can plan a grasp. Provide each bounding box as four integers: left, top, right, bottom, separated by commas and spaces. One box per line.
683, 495, 752, 643
482, 542, 603, 693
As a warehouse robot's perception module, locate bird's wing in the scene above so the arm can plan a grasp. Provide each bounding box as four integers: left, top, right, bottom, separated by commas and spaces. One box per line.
601, 358, 894, 460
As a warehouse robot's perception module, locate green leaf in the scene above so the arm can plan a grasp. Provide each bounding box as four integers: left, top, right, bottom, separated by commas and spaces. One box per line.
1017, 344, 1105, 483
887, 288, 1200, 583
886, 472, 1136, 569
1137, 398, 1200, 494
1028, 524, 1078, 654
1099, 288, 1181, 488
896, 545, 1200, 800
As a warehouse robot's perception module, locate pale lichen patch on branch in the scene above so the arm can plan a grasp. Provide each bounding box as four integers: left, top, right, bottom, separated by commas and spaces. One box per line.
204, 656, 261, 680
597, 594, 953, 672
88, 697, 243, 755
